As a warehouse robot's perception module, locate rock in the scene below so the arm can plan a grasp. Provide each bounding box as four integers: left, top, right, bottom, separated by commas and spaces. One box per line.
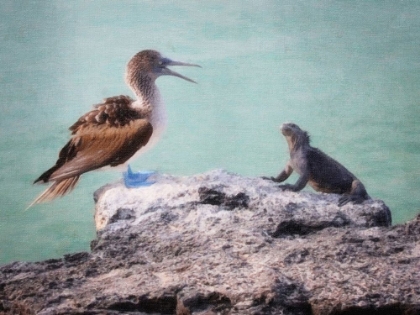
1, 169, 419, 315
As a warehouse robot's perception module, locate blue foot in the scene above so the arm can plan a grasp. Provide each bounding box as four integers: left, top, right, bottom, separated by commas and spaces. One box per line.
123, 165, 156, 188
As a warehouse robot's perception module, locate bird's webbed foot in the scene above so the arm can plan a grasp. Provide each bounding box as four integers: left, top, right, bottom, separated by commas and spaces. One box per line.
123, 165, 156, 188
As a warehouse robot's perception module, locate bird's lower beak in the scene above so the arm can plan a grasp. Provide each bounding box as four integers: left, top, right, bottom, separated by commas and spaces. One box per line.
161, 59, 201, 84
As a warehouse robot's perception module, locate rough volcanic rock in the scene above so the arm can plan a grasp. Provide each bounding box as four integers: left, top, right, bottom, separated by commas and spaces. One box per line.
1, 170, 419, 315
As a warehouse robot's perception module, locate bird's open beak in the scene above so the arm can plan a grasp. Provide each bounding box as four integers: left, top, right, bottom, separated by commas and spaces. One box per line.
160, 58, 201, 83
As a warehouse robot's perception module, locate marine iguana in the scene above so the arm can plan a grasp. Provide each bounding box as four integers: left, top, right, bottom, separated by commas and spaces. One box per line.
263, 122, 369, 206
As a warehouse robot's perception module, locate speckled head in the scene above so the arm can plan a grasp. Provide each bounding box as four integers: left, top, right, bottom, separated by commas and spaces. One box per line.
126, 50, 200, 84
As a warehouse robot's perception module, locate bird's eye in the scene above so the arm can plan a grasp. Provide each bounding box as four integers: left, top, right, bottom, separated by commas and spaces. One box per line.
159, 58, 171, 67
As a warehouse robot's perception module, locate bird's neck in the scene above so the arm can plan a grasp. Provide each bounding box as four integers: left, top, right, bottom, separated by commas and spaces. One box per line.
129, 74, 155, 109
128, 74, 167, 129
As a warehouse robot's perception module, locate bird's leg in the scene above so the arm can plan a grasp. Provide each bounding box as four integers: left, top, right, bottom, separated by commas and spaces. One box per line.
123, 165, 156, 188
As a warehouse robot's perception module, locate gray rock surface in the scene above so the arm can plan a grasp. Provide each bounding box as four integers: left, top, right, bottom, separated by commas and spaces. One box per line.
1, 169, 419, 315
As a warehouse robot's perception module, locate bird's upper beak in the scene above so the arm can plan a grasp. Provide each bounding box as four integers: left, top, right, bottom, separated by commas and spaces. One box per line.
159, 58, 201, 83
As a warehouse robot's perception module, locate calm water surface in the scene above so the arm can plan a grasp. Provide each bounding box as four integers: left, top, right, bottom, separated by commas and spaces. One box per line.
1, 1, 420, 265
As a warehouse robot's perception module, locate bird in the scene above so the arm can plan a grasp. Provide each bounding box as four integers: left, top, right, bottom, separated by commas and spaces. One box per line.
29, 49, 200, 207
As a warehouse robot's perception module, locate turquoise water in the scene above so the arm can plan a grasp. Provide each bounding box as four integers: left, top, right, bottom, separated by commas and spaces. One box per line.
1, 1, 420, 265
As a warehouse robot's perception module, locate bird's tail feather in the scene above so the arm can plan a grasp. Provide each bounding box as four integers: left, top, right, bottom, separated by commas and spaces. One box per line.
26, 176, 80, 210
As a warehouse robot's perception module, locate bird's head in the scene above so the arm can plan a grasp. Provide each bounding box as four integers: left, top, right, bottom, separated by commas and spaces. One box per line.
126, 50, 200, 84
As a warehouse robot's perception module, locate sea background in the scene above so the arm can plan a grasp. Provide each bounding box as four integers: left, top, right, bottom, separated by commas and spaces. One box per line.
1, 1, 419, 265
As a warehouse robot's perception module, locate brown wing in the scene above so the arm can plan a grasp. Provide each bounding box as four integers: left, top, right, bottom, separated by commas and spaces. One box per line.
34, 95, 153, 184
48, 119, 153, 182
70, 95, 142, 133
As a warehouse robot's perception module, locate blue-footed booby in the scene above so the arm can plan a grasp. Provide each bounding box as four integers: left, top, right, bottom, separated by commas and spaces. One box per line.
30, 50, 200, 206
